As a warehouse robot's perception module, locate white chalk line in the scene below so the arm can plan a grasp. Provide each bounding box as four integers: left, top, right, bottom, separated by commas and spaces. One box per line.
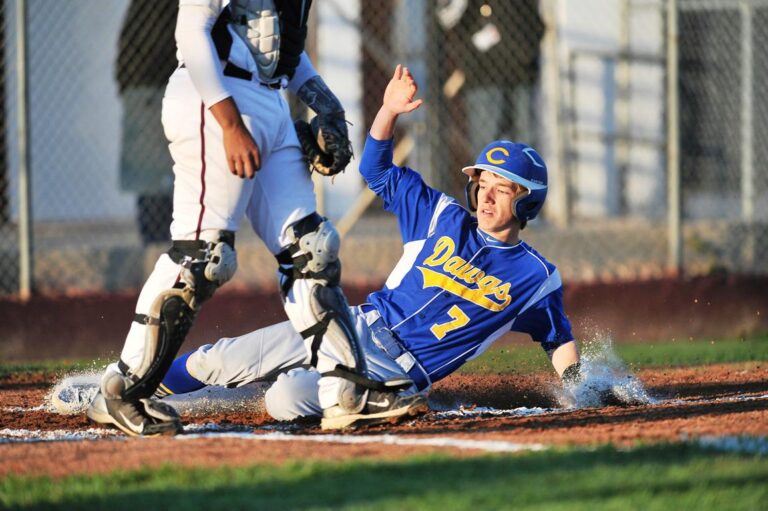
667, 393, 768, 406
428, 392, 768, 421
0, 427, 124, 444
3, 404, 49, 413
0, 423, 544, 453
178, 430, 547, 453
432, 405, 555, 419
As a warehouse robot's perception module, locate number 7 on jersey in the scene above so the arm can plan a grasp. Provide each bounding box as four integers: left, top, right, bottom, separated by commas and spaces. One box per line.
430, 305, 470, 340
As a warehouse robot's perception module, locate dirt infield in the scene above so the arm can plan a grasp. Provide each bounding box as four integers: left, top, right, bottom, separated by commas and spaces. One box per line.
1, 362, 766, 479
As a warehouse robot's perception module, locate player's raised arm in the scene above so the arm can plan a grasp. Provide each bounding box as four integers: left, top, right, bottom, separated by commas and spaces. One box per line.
370, 65, 423, 141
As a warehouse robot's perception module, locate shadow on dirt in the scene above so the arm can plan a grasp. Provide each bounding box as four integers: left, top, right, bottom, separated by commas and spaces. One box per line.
396, 398, 768, 437
647, 380, 768, 400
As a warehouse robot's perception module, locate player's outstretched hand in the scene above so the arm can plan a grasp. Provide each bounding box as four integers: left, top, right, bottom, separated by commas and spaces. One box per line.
383, 64, 423, 116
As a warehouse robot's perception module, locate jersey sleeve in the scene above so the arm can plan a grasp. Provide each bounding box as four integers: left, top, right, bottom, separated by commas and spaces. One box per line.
359, 133, 444, 242
512, 287, 574, 352
176, 1, 231, 107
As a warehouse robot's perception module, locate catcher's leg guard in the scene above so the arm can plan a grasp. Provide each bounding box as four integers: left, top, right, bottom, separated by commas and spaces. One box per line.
117, 231, 237, 403
277, 214, 407, 414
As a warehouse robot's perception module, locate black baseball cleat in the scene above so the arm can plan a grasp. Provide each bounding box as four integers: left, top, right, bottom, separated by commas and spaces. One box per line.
320, 391, 429, 430
87, 391, 182, 437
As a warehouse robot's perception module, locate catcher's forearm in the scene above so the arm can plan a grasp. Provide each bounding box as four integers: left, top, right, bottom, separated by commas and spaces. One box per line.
296, 75, 344, 114
209, 97, 245, 130
286, 52, 318, 95
293, 76, 353, 176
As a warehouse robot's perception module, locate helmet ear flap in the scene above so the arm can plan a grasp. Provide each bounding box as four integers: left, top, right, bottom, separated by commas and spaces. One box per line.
465, 179, 480, 212
512, 187, 531, 218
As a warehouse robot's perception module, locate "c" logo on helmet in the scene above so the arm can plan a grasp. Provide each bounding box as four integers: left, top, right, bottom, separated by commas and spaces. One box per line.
486, 147, 510, 164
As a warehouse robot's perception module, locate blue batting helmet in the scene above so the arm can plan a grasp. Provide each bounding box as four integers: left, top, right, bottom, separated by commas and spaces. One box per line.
461, 140, 548, 224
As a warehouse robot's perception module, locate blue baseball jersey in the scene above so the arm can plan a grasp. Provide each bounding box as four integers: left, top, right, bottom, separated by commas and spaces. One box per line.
360, 135, 574, 385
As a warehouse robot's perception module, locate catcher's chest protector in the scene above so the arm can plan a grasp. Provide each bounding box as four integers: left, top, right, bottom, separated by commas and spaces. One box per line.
229, 0, 281, 81
213, 0, 311, 83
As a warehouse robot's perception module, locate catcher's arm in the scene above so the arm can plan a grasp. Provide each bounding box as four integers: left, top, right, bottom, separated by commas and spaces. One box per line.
291, 57, 353, 176
209, 99, 261, 178
176, 3, 260, 178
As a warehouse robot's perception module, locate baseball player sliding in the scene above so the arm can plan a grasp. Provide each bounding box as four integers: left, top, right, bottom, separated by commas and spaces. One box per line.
88, 1, 426, 436
147, 65, 586, 423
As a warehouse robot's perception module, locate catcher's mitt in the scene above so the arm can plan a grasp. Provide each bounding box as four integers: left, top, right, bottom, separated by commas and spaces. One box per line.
295, 112, 353, 176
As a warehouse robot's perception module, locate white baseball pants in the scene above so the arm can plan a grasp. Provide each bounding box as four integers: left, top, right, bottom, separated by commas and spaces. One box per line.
184, 306, 416, 420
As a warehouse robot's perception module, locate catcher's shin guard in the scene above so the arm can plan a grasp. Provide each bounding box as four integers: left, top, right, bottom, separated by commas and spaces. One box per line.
120, 288, 197, 401
119, 232, 237, 401
278, 214, 404, 413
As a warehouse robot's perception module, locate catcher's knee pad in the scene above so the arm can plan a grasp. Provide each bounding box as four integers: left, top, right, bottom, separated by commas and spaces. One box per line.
277, 215, 405, 412
169, 231, 238, 308
120, 232, 237, 401
278, 213, 341, 288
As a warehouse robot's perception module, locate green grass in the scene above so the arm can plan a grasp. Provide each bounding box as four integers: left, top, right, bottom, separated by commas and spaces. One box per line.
461, 334, 768, 375
1, 444, 766, 510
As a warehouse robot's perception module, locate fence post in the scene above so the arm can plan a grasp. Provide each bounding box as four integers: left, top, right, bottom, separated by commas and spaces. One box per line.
542, 0, 569, 228
740, 1, 754, 271
615, 0, 631, 216
666, 0, 682, 276
16, 0, 33, 300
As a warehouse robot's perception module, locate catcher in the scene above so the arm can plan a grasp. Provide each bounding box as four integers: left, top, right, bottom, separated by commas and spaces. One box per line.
76, 64, 587, 425
86, 1, 425, 437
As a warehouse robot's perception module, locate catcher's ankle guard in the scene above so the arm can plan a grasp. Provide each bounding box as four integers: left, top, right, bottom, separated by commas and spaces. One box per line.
122, 232, 237, 401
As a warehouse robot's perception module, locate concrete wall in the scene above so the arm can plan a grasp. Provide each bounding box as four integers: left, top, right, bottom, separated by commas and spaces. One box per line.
541, 0, 666, 220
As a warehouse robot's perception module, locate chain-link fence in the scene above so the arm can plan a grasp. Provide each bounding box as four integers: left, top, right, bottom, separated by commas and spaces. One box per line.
678, 0, 768, 274
0, 0, 766, 298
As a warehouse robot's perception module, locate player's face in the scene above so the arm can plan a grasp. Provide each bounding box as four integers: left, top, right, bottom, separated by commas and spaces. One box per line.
476, 171, 525, 242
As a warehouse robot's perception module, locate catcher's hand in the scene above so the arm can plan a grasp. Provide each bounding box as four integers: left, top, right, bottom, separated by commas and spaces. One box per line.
295, 112, 353, 176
